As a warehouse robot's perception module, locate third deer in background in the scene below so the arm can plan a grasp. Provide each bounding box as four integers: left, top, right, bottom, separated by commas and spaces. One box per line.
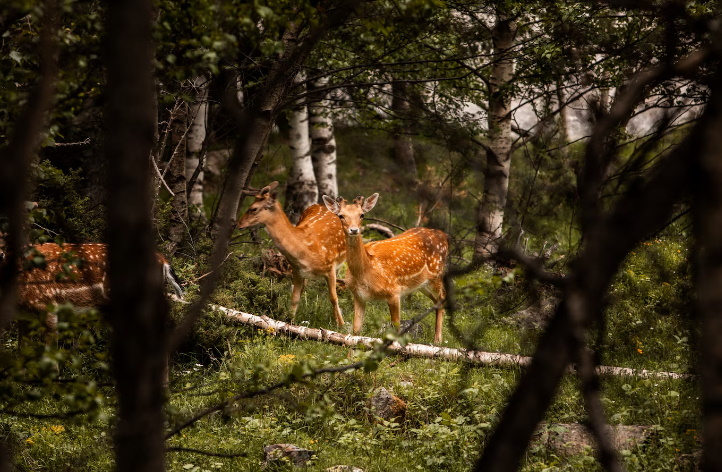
323, 193, 449, 343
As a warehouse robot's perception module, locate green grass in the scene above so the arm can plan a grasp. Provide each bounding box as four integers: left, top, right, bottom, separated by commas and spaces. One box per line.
4, 128, 702, 471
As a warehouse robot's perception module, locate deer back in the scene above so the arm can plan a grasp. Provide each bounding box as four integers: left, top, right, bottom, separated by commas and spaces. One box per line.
364, 227, 448, 293
15, 243, 175, 310
294, 204, 346, 267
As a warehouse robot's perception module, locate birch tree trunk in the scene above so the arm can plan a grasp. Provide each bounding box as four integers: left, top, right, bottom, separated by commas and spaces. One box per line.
167, 101, 189, 254
474, 13, 517, 259
309, 75, 338, 200
185, 75, 208, 220
391, 79, 417, 179
285, 72, 318, 223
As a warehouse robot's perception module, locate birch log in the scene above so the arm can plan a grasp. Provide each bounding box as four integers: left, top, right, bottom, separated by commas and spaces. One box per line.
213, 305, 689, 380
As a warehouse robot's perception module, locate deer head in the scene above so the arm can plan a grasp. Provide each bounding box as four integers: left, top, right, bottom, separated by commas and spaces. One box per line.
322, 193, 379, 236
237, 181, 280, 229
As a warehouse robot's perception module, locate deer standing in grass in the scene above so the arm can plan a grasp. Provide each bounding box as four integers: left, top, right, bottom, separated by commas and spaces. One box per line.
237, 182, 347, 326
323, 194, 449, 343
7, 242, 184, 341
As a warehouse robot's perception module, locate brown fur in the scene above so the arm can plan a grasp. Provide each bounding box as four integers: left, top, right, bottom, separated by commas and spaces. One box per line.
323, 194, 449, 343
238, 182, 347, 326
12, 243, 181, 340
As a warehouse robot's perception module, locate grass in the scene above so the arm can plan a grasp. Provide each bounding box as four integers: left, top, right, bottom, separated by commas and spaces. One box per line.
3, 127, 702, 471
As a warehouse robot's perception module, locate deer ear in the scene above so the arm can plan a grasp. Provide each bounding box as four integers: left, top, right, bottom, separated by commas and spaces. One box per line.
322, 195, 340, 214
362, 193, 379, 213
259, 181, 279, 198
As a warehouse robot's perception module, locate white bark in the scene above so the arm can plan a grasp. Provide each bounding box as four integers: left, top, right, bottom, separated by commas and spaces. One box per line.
309, 75, 338, 200
475, 14, 517, 258
285, 72, 318, 223
214, 305, 690, 380
185, 75, 209, 217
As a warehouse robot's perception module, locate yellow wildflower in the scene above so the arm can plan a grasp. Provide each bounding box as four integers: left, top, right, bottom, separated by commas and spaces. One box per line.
637, 349, 643, 354
278, 354, 297, 365
25, 438, 34, 444
50, 425, 65, 434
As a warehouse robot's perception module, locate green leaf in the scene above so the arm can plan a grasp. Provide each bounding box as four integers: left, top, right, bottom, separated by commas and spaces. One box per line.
9, 50, 23, 64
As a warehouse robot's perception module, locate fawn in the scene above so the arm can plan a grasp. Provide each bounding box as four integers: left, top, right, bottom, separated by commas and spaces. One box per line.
323, 194, 449, 343
8, 242, 184, 342
237, 182, 346, 326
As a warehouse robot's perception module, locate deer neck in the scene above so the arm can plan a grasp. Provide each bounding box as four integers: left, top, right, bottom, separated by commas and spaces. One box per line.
263, 204, 303, 256
345, 233, 372, 279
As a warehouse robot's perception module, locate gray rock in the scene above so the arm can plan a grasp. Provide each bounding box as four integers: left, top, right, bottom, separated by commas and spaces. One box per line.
535, 423, 654, 456
369, 387, 407, 422
263, 443, 315, 467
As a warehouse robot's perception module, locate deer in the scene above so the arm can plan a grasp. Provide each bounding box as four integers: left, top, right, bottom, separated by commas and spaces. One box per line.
237, 181, 347, 326
322, 194, 449, 343
5, 242, 184, 342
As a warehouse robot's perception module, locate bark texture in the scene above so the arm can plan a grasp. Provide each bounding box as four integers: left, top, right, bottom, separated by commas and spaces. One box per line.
309, 75, 338, 199
167, 101, 189, 253
285, 72, 318, 223
694, 67, 722, 472
185, 75, 209, 218
474, 14, 517, 258
104, 0, 170, 469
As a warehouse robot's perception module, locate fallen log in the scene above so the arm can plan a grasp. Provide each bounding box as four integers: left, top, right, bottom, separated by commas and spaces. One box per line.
213, 305, 691, 380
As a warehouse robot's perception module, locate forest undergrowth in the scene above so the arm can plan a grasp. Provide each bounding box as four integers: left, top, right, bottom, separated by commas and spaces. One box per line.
3, 129, 701, 471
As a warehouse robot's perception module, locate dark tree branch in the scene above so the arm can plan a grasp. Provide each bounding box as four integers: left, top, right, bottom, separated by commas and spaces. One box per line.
0, 0, 59, 334
475, 118, 698, 471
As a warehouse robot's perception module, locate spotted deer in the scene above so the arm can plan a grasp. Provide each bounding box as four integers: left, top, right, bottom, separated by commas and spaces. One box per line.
7, 242, 184, 340
237, 182, 347, 326
323, 194, 449, 343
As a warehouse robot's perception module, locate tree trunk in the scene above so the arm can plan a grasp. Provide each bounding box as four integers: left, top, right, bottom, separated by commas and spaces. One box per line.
185, 75, 208, 220
0, 0, 59, 333
105, 0, 169, 470
474, 13, 517, 259
694, 70, 722, 472
285, 72, 318, 223
391, 79, 417, 179
167, 101, 189, 254
309, 74, 338, 200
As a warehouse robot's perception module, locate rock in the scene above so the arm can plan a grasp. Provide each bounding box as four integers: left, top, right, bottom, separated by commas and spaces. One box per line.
535, 423, 654, 456
326, 466, 364, 472
510, 297, 556, 330
263, 443, 315, 467
369, 387, 407, 422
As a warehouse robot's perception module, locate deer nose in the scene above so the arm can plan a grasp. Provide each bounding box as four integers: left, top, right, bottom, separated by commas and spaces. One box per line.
349, 227, 359, 235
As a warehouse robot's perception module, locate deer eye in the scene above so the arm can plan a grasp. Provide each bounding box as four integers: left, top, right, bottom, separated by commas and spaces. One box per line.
338, 215, 345, 220
249, 208, 257, 213
360, 213, 364, 219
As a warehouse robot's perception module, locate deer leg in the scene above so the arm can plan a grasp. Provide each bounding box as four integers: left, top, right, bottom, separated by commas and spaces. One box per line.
352, 296, 366, 335
325, 271, 344, 326
290, 270, 306, 323
427, 278, 446, 344
388, 295, 401, 332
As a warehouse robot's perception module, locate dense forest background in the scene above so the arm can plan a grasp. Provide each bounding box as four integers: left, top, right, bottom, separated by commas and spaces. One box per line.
1, 0, 722, 470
